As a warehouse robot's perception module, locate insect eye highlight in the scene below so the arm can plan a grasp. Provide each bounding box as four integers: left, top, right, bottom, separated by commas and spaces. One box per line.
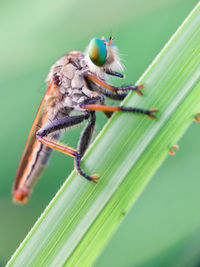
88, 38, 107, 66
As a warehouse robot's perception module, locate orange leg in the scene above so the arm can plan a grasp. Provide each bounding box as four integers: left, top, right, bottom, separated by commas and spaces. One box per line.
37, 136, 99, 182
84, 73, 144, 96
81, 104, 157, 119
38, 137, 77, 157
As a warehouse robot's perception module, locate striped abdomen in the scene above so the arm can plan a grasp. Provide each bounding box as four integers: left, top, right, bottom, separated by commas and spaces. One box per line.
13, 106, 63, 203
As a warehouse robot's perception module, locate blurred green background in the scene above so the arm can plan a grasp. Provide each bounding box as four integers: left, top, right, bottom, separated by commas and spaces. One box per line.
0, 0, 200, 266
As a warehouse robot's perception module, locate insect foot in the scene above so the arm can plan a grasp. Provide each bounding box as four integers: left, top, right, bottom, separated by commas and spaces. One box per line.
117, 83, 145, 96
169, 144, 179, 156
148, 109, 158, 120
90, 174, 100, 183
194, 112, 200, 122
136, 83, 145, 96
74, 154, 99, 183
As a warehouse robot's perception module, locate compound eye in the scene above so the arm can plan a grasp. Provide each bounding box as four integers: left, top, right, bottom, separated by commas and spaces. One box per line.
88, 38, 107, 66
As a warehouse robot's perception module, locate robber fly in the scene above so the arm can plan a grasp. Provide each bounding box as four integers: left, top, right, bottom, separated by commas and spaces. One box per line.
13, 36, 157, 203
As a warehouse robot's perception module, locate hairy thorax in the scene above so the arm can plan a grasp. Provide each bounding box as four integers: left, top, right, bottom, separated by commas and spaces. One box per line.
46, 51, 105, 113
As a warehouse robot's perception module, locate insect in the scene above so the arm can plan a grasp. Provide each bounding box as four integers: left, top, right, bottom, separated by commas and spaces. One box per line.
13, 36, 157, 203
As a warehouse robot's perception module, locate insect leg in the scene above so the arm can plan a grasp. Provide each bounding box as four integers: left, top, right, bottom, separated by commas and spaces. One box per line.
99, 89, 128, 101
74, 112, 99, 182
84, 72, 144, 96
36, 114, 98, 182
116, 84, 145, 96
80, 104, 157, 119
80, 97, 114, 119
36, 114, 89, 137
78, 112, 96, 157
84, 74, 127, 101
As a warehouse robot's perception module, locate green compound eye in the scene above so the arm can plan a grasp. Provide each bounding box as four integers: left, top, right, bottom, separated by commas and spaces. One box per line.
88, 38, 107, 66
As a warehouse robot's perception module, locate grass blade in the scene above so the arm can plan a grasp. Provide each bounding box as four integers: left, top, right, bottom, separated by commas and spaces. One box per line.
7, 3, 200, 267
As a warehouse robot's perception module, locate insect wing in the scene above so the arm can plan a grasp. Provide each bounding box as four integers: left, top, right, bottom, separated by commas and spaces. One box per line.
13, 80, 54, 202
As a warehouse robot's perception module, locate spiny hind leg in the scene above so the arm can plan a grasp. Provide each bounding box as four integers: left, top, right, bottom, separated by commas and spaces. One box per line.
36, 113, 98, 182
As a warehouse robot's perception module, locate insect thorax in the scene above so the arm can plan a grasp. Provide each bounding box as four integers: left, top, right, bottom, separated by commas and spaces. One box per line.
46, 51, 105, 113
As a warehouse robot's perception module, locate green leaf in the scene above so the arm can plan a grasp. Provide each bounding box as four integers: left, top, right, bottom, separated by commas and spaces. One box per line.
7, 3, 200, 267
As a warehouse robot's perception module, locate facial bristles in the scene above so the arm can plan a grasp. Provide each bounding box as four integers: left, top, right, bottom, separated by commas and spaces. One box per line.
86, 37, 124, 74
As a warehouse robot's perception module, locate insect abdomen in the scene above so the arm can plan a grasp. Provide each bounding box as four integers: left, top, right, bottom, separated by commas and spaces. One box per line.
13, 132, 60, 203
